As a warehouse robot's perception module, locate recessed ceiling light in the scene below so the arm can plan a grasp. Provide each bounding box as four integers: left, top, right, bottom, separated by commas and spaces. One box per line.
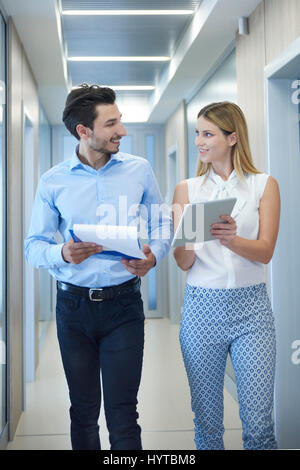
62, 10, 194, 16
68, 57, 170, 62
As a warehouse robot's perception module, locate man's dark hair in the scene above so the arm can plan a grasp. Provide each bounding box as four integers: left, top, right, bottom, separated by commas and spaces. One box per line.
62, 83, 116, 140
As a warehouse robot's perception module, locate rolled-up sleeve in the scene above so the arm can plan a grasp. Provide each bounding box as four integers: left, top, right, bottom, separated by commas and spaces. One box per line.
24, 177, 68, 269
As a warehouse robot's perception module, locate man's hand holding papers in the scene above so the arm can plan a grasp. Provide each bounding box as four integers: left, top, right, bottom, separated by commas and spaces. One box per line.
62, 239, 103, 264
121, 244, 156, 277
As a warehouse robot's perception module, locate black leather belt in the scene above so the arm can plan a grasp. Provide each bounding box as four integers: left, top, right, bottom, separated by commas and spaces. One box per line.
57, 276, 140, 302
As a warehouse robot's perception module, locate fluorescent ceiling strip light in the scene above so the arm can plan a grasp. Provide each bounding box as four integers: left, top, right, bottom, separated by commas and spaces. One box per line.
68, 56, 170, 62
62, 10, 194, 16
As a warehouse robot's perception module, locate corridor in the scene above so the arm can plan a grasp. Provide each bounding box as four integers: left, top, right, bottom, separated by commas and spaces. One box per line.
7, 319, 243, 450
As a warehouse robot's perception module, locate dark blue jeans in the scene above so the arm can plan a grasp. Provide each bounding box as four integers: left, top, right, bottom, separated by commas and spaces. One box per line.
56, 283, 145, 450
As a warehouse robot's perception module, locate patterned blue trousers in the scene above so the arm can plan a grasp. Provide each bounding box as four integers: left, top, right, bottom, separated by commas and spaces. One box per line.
180, 283, 277, 450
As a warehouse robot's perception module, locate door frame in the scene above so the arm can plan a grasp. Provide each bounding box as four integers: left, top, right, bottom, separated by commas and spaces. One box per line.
166, 144, 182, 324
22, 104, 36, 406
264, 36, 300, 449
0, 6, 7, 447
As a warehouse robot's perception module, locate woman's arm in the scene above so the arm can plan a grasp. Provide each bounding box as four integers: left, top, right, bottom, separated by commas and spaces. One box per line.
172, 181, 196, 271
211, 176, 281, 264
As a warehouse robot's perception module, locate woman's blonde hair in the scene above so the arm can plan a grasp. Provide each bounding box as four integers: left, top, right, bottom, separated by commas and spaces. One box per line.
195, 101, 260, 179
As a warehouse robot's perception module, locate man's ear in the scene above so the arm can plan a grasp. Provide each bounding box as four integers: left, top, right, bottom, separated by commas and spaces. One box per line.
76, 124, 91, 141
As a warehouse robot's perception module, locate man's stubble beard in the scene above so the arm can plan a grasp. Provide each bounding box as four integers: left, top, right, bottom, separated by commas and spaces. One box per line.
89, 136, 119, 155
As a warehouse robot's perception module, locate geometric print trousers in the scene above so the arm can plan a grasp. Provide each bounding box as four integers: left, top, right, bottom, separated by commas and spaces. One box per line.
180, 283, 278, 450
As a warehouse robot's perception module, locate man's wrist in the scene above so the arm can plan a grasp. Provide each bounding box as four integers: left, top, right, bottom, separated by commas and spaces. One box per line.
61, 244, 70, 264
148, 243, 162, 265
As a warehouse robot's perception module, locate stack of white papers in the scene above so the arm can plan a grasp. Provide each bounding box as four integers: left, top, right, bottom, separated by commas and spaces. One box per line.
71, 224, 146, 260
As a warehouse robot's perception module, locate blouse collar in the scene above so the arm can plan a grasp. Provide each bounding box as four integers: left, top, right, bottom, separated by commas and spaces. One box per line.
207, 167, 246, 218
208, 167, 237, 185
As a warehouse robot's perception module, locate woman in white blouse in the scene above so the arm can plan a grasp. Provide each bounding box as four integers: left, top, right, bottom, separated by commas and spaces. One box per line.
172, 102, 280, 450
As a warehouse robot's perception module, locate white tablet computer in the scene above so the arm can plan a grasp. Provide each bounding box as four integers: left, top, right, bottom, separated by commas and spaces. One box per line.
171, 197, 237, 247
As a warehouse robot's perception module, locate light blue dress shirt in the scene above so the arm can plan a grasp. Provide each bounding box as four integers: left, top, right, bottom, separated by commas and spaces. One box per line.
25, 148, 173, 287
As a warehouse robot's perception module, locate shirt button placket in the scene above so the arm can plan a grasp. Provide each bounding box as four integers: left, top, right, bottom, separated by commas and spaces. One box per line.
97, 171, 110, 281
97, 172, 102, 205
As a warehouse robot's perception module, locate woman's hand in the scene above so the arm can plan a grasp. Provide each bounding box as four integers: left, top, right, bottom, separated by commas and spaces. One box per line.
210, 215, 237, 246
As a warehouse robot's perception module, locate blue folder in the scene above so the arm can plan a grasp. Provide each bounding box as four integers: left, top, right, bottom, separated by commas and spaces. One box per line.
69, 229, 141, 261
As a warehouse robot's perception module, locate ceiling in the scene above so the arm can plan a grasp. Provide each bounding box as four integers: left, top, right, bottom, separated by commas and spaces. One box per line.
61, 0, 200, 89
1, 0, 263, 125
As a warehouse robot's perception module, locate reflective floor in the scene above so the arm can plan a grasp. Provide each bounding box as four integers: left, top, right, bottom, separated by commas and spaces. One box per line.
7, 318, 243, 450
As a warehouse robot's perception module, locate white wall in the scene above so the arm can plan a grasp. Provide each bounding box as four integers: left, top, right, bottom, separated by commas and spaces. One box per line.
236, 0, 300, 170
7, 18, 39, 439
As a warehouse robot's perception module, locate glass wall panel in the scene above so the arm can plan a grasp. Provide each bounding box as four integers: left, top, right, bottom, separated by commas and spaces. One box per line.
0, 12, 7, 437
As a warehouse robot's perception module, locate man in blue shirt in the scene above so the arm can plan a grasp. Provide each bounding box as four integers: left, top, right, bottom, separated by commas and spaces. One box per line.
25, 84, 172, 450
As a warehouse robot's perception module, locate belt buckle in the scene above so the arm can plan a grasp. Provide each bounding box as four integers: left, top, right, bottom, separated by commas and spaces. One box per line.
89, 288, 104, 302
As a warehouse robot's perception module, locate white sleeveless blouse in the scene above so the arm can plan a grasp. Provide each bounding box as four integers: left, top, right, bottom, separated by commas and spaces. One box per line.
186, 168, 269, 289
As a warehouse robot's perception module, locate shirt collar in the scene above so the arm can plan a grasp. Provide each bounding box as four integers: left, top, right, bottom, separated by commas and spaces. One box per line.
69, 147, 83, 170
69, 145, 125, 171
